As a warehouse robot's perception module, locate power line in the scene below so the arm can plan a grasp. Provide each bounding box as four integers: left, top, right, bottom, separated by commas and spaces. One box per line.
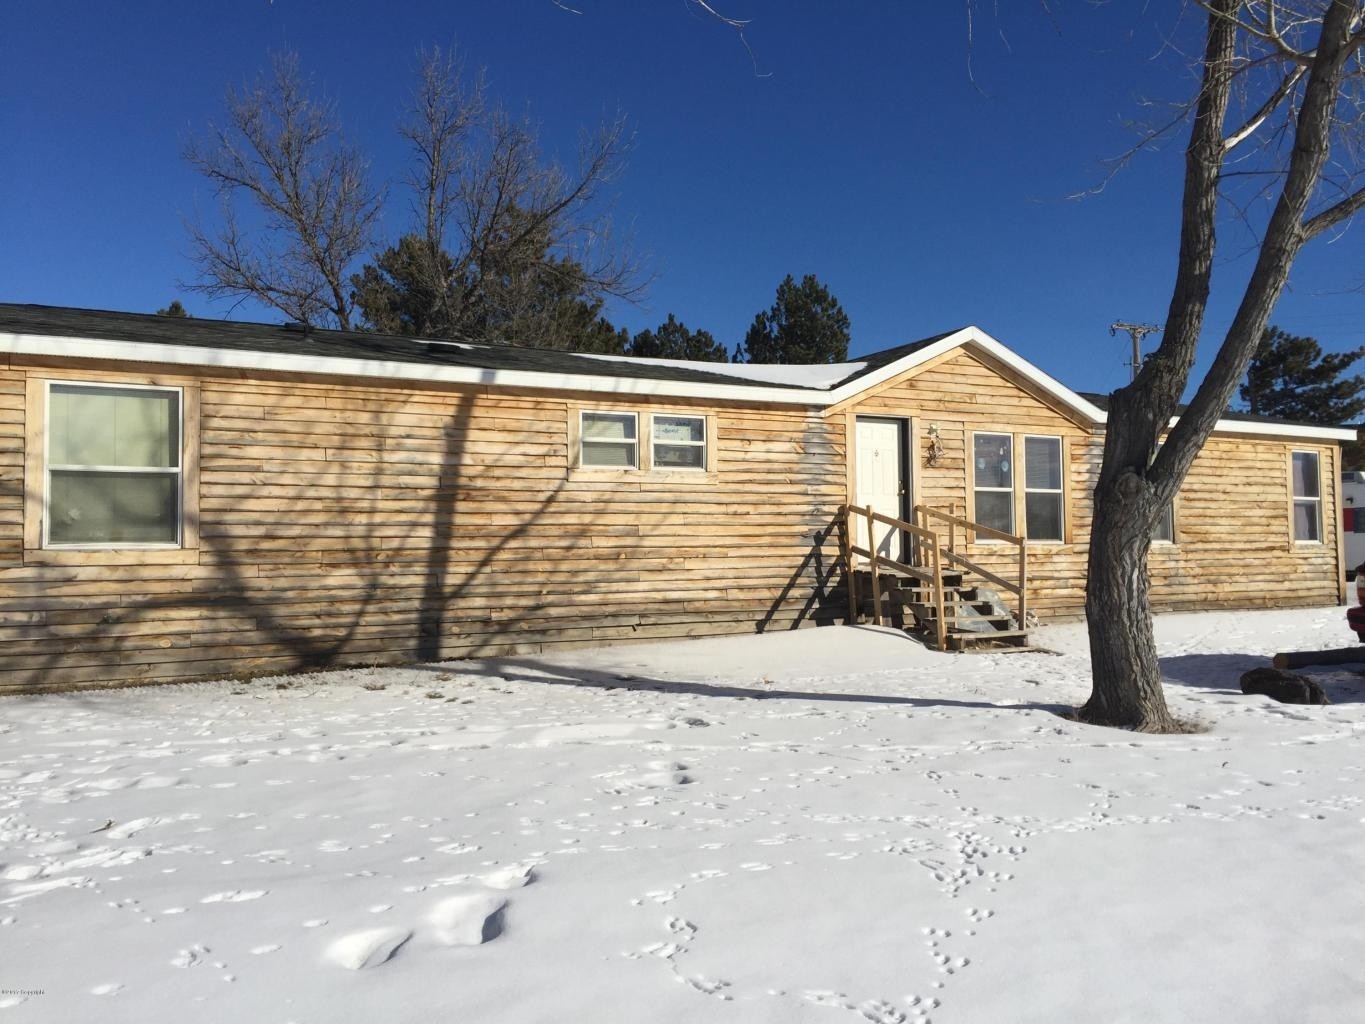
1110, 321, 1163, 382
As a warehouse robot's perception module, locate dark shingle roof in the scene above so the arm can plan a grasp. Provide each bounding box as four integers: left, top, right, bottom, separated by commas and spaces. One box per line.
0, 302, 962, 395
0, 303, 802, 389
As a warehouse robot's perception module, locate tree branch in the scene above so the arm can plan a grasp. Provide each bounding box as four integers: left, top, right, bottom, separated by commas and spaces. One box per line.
1304, 181, 1365, 235
1224, 62, 1307, 149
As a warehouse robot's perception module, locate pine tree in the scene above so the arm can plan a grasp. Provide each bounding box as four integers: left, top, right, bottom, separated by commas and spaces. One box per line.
352, 231, 628, 353
736, 274, 850, 364
156, 300, 190, 318
626, 314, 727, 361
1240, 327, 1365, 424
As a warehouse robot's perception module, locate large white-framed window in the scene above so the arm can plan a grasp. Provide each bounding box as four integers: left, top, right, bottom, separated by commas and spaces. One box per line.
651, 413, 706, 470
579, 410, 639, 469
1022, 435, 1064, 542
44, 381, 183, 548
972, 432, 1014, 535
1291, 449, 1322, 542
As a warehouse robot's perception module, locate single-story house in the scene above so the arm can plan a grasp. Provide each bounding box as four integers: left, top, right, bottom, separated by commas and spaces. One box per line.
0, 302, 1351, 693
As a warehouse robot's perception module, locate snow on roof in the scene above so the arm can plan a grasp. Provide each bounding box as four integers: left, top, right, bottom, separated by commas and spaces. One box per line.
575, 351, 869, 389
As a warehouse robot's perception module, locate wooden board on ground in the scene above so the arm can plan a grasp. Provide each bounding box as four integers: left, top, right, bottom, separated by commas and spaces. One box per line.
1272, 647, 1365, 670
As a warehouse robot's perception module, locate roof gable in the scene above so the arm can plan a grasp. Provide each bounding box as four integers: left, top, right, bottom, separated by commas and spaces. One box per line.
824, 326, 1108, 426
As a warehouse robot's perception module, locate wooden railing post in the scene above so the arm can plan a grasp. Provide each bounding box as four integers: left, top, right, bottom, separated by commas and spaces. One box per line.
864, 505, 883, 626
931, 530, 946, 651
842, 505, 860, 625
1017, 538, 1028, 630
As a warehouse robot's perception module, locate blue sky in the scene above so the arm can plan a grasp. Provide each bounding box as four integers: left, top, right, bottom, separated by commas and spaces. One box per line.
4, 1, 1363, 396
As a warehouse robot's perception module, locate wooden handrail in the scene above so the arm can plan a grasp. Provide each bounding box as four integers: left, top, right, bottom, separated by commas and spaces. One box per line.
939, 548, 1020, 596
915, 504, 1024, 547
861, 507, 939, 543
915, 502, 1027, 630
838, 502, 1026, 649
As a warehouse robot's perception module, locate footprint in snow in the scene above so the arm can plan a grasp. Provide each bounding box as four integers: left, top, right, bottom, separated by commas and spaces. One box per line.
804, 990, 854, 1009
684, 975, 731, 1000
198, 753, 248, 768
429, 892, 507, 945
108, 817, 161, 839
135, 775, 181, 789
201, 890, 266, 904
482, 863, 535, 890
325, 927, 412, 969
859, 999, 906, 1023
605, 763, 693, 793
170, 944, 210, 968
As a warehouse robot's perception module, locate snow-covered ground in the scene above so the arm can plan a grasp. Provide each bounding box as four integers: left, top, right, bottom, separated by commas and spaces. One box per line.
3, 607, 1364, 1024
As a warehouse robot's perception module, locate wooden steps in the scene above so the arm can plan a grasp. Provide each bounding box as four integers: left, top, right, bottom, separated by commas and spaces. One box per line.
854, 567, 1032, 652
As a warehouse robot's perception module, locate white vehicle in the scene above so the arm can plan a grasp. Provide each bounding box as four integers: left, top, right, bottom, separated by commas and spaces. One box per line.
1345, 471, 1365, 576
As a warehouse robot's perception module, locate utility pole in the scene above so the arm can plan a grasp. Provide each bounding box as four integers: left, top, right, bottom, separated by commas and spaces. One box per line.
1109, 321, 1163, 382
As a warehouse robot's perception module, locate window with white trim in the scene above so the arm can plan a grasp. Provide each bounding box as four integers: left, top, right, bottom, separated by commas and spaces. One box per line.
1292, 450, 1322, 542
972, 432, 1014, 534
579, 411, 639, 468
1023, 435, 1064, 541
46, 382, 182, 547
651, 414, 706, 470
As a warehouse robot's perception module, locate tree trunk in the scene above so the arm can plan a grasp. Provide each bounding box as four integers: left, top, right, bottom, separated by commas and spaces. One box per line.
1082, 452, 1177, 732
1079, 1, 1360, 731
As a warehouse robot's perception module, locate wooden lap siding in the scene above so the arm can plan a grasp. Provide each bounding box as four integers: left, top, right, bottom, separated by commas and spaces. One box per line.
2, 360, 846, 694
846, 348, 1093, 620
845, 349, 1343, 619
1148, 435, 1340, 612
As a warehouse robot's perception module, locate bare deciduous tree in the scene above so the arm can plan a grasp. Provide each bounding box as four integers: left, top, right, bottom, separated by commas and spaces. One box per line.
184, 52, 383, 329
352, 47, 642, 348
1084, 0, 1365, 731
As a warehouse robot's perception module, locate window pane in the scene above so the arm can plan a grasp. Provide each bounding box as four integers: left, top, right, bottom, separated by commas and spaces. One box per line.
974, 491, 1013, 534
582, 413, 635, 441
1294, 500, 1320, 542
50, 385, 178, 468
581, 441, 637, 468
49, 471, 178, 545
1152, 503, 1175, 542
654, 444, 704, 469
1292, 452, 1320, 498
1025, 492, 1063, 541
1024, 437, 1061, 491
974, 434, 1012, 489
653, 416, 704, 444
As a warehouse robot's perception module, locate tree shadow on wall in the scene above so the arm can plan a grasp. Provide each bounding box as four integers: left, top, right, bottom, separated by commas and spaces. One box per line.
755, 513, 847, 633
16, 382, 583, 691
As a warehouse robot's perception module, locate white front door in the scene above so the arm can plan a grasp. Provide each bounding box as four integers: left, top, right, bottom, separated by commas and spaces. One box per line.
854, 417, 905, 561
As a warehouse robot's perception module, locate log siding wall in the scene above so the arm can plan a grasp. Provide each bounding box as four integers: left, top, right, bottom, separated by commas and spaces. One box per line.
844, 349, 1344, 618
0, 346, 1344, 694
3, 358, 846, 694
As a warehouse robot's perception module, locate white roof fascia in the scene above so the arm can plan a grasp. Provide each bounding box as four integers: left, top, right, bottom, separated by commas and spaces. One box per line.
1197, 417, 1356, 442
0, 331, 830, 407
823, 327, 1353, 443
2, 328, 1357, 442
